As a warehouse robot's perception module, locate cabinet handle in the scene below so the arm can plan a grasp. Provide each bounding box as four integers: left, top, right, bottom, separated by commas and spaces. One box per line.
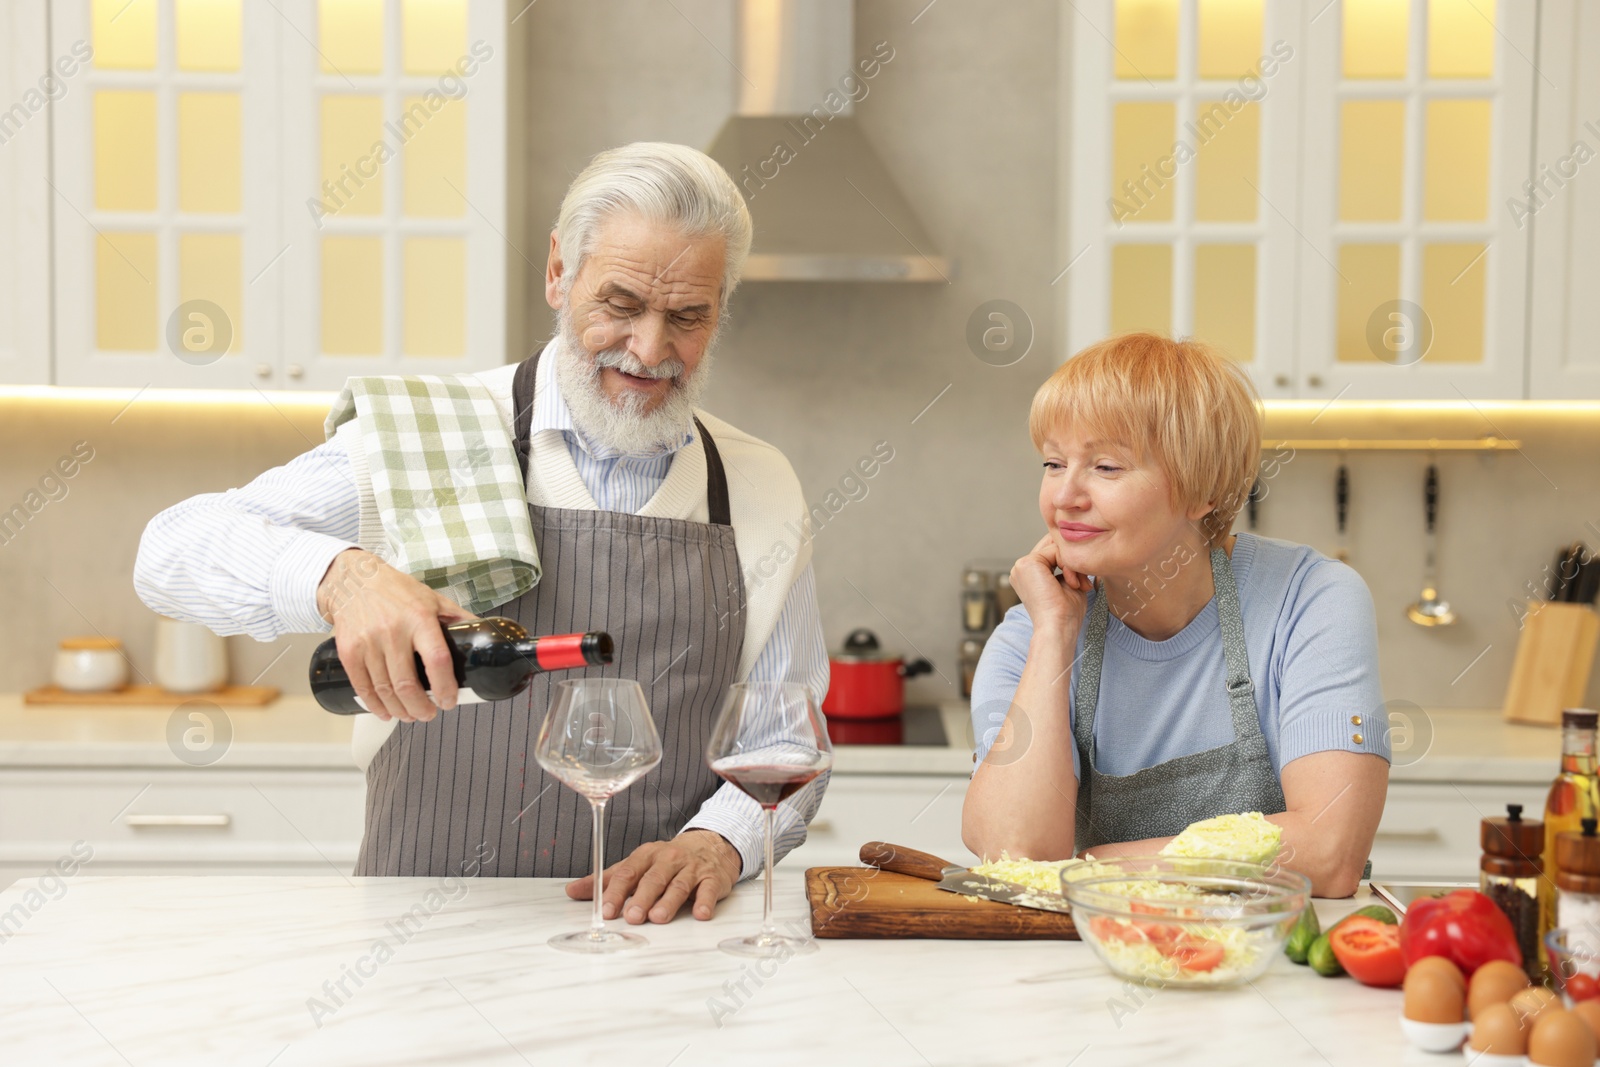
1307, 374, 1325, 388
255, 363, 272, 379
286, 364, 304, 379
124, 814, 232, 828
808, 819, 834, 834
1373, 828, 1443, 844
1274, 374, 1290, 388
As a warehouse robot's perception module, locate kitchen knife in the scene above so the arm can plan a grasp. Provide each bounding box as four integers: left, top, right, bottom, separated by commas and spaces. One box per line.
858, 841, 1075, 915
1577, 558, 1600, 606
1550, 548, 1571, 602
1564, 543, 1589, 602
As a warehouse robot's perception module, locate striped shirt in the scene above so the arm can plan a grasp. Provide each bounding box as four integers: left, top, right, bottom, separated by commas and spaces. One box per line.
134, 369, 830, 879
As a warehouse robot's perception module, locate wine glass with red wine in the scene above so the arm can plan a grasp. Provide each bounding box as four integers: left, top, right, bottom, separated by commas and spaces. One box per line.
705, 681, 833, 958
534, 678, 662, 953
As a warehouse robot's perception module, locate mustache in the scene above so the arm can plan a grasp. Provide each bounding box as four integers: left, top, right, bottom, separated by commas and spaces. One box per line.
592, 347, 686, 381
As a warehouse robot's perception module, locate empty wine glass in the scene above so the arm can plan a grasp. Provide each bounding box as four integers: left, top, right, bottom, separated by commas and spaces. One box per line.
706, 681, 833, 958
534, 678, 662, 953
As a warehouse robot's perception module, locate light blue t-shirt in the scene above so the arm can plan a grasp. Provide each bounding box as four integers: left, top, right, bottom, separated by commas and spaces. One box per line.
969, 533, 1390, 779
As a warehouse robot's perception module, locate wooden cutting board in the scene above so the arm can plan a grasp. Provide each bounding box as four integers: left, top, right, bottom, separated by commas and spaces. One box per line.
805, 866, 1078, 940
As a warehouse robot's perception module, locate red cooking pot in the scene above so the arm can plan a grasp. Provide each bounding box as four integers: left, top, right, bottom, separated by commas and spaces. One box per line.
822, 628, 933, 720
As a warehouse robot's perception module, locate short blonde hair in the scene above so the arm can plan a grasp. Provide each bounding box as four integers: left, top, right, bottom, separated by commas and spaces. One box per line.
1028, 333, 1261, 546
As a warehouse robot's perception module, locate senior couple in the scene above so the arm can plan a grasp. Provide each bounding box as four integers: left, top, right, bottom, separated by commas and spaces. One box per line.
136, 142, 1388, 922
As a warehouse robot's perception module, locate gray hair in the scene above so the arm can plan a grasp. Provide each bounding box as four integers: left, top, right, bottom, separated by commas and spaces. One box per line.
554, 142, 754, 304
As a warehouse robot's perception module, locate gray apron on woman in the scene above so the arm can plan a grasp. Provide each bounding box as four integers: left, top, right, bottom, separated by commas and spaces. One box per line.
1073, 547, 1286, 852
356, 347, 746, 877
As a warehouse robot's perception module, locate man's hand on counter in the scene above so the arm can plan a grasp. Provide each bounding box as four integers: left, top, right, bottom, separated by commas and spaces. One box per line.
565, 830, 743, 924
316, 548, 479, 723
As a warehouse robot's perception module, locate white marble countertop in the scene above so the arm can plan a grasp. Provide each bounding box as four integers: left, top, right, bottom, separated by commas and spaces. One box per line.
0, 872, 1430, 1066
0, 693, 1563, 783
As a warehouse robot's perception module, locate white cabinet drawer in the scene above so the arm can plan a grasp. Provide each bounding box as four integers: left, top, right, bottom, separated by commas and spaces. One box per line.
778, 774, 971, 872
0, 768, 366, 859
1370, 782, 1548, 881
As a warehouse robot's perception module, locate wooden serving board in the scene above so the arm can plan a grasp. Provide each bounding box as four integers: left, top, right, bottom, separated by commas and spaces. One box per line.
24, 685, 280, 706
805, 866, 1078, 940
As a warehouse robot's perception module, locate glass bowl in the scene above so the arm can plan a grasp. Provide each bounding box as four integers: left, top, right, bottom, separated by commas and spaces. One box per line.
1546, 927, 1600, 1005
1061, 856, 1311, 988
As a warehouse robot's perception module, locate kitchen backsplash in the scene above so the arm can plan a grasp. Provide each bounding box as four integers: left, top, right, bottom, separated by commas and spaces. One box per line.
2, 0, 1597, 720
3, 385, 1597, 718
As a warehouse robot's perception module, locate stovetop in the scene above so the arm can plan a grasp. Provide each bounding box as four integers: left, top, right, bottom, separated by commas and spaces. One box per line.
824, 705, 948, 746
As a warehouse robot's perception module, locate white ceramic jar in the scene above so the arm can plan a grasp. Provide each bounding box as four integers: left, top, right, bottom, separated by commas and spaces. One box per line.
153, 619, 228, 693
53, 637, 130, 692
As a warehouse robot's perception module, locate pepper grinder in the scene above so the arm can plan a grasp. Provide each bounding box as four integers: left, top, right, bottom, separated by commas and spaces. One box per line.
1481, 803, 1544, 982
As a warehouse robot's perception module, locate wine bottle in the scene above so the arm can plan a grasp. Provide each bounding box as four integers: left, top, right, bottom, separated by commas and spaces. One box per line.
309, 617, 614, 715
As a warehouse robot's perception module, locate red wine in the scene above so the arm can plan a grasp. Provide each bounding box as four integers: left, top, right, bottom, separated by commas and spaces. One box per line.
710, 760, 826, 808
309, 617, 613, 715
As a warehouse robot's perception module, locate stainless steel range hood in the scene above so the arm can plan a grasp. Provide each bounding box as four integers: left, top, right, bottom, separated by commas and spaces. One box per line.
706, 0, 951, 283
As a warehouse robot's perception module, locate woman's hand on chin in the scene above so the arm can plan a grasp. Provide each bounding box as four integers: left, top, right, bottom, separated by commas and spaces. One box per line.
1011, 534, 1090, 636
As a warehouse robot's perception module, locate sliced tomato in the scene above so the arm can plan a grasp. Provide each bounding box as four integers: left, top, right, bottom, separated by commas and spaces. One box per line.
1090, 917, 1141, 944
1329, 916, 1405, 987
1166, 935, 1225, 972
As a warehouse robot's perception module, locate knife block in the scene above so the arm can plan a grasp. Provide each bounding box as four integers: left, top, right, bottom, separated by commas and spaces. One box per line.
1504, 601, 1600, 726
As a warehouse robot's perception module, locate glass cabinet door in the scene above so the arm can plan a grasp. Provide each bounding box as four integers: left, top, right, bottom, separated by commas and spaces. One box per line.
278, 0, 506, 392
0, 4, 54, 385
1295, 0, 1533, 400
1066, 0, 1306, 397
51, 0, 282, 389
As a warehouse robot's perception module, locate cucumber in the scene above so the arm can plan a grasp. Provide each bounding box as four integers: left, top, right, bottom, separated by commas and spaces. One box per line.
1284, 906, 1321, 964
1335, 904, 1398, 928
1308, 933, 1344, 977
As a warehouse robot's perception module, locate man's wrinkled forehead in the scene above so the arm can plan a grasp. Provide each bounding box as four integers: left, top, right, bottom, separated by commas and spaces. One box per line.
580, 215, 724, 309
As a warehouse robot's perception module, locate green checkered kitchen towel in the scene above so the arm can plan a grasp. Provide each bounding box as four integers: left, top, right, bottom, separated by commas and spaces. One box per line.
324, 374, 541, 614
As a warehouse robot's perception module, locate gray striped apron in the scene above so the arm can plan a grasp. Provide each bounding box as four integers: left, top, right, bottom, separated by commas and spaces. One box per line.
1073, 547, 1287, 852
355, 347, 747, 877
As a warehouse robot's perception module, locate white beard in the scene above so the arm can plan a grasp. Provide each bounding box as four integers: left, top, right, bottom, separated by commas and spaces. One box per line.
552, 314, 716, 457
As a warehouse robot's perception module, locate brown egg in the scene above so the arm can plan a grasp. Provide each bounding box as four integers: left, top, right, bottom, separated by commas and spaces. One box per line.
1573, 998, 1600, 1041
1471, 1002, 1529, 1056
1513, 986, 1561, 1026
1469, 959, 1532, 1019
1404, 958, 1466, 1023
1530, 1008, 1599, 1067
1411, 955, 1468, 991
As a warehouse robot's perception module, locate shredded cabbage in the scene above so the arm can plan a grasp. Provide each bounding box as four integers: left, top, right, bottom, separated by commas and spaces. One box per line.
1160, 812, 1282, 864
968, 855, 1084, 892
1090, 920, 1272, 984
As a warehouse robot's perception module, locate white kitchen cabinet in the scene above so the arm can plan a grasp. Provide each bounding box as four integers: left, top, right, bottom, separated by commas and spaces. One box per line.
1371, 781, 1548, 882
0, 766, 366, 891
1527, 0, 1600, 399
0, 2, 51, 386
1062, 0, 1542, 401
777, 773, 973, 872
38, 0, 507, 391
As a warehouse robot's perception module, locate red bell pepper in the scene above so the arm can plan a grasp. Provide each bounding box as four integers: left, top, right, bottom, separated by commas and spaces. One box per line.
1398, 888, 1522, 977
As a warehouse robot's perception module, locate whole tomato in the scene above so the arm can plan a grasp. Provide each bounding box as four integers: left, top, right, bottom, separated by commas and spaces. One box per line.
1398, 889, 1522, 976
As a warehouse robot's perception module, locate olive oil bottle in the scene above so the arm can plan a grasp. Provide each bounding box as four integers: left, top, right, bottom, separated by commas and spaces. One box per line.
1542, 708, 1600, 970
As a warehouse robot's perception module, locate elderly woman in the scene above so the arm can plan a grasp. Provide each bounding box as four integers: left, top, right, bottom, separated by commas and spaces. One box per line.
963, 334, 1388, 896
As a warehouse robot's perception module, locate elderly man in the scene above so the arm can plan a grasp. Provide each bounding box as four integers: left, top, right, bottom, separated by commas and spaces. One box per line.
135, 143, 826, 925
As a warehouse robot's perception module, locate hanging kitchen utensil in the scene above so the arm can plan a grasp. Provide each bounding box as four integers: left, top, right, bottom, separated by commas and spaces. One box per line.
1247, 479, 1263, 531
1335, 460, 1350, 563
1407, 463, 1457, 627
858, 841, 1075, 915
